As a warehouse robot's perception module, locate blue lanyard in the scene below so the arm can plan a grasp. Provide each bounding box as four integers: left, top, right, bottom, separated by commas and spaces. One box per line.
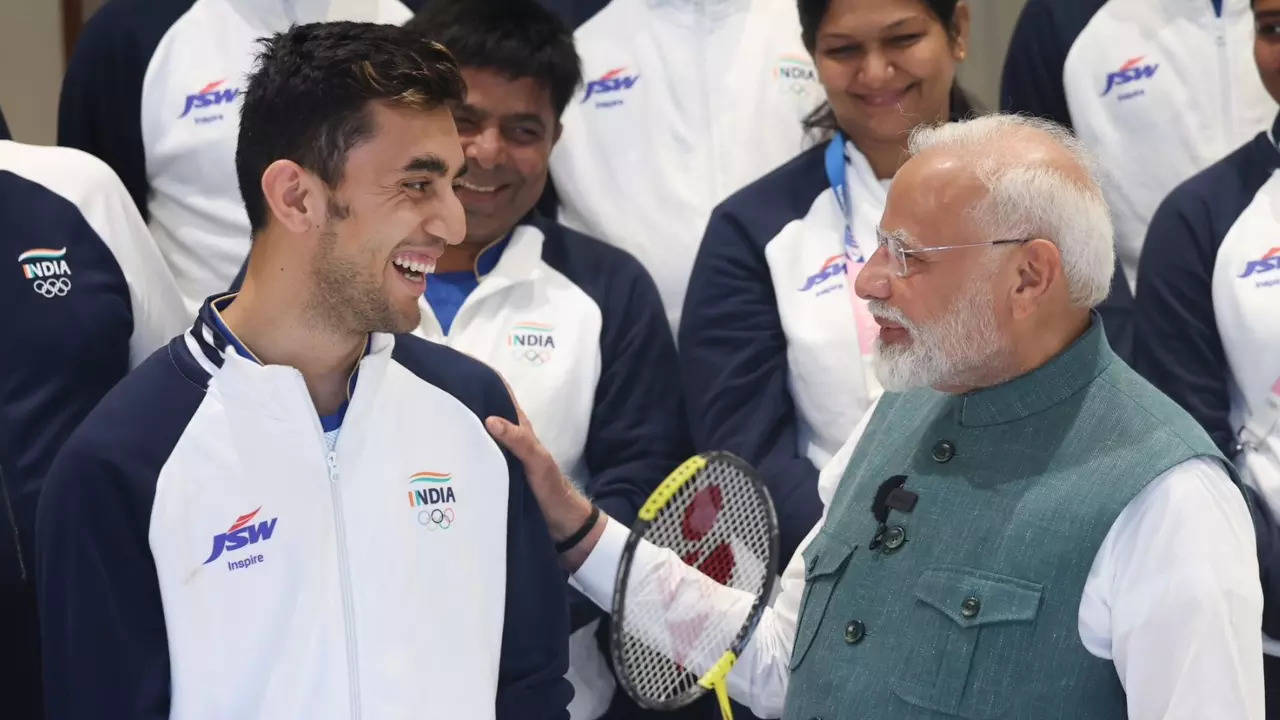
824, 130, 863, 263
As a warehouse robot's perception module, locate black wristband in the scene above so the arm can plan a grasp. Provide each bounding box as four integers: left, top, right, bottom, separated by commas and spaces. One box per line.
555, 505, 601, 553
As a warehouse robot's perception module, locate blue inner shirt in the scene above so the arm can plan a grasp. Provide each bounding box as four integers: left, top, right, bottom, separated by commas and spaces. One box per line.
424, 236, 509, 335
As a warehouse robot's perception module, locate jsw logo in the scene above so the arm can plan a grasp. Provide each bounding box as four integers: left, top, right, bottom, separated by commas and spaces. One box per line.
582, 68, 639, 103
179, 79, 242, 119
203, 507, 278, 564
799, 255, 847, 292
1239, 247, 1280, 279
1101, 56, 1159, 97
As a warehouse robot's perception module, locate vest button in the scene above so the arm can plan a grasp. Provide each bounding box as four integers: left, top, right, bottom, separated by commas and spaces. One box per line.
961, 596, 981, 618
882, 525, 906, 553
931, 440, 956, 463
844, 619, 865, 644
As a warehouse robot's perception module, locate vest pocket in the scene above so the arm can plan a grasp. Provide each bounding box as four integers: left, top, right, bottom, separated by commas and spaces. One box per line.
891, 565, 1044, 719
788, 532, 856, 671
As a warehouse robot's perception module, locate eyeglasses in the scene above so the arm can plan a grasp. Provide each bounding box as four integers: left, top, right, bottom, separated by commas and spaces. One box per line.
875, 231, 1033, 278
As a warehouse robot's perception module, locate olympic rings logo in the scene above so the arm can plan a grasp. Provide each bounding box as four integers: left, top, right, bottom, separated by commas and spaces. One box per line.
32, 277, 71, 298
514, 348, 551, 366
417, 506, 455, 530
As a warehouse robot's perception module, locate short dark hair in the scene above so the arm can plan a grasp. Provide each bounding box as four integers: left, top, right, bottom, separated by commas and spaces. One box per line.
798, 0, 964, 51
406, 0, 582, 118
796, 0, 975, 130
236, 21, 466, 233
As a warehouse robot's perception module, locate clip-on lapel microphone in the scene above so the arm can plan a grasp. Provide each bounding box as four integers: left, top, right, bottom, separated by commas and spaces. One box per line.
868, 474, 918, 551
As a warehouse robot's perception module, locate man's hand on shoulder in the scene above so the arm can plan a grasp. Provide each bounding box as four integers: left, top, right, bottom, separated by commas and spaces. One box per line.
485, 379, 605, 572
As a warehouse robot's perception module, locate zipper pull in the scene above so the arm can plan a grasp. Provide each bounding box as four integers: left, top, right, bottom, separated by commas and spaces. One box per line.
326, 451, 339, 484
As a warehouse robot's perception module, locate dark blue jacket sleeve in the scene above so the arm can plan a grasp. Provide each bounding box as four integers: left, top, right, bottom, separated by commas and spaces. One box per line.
678, 204, 821, 566
1098, 261, 1135, 364
582, 249, 692, 529
35, 347, 200, 720
1132, 136, 1273, 457
487, 379, 573, 720
539, 222, 693, 630
1133, 187, 1234, 453
1000, 0, 1105, 126
58, 0, 192, 219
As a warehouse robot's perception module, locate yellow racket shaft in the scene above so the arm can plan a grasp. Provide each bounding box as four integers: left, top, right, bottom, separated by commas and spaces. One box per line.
698, 650, 737, 720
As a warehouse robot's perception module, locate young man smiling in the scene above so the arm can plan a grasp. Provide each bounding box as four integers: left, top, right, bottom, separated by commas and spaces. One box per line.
36, 23, 571, 719
408, 3, 691, 718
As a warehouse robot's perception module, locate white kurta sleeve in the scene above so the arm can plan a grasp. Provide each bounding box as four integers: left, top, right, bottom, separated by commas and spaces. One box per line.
1078, 456, 1264, 720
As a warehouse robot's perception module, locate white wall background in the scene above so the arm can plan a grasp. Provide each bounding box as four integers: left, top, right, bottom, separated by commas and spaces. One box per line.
958, 0, 1028, 110
0, 0, 66, 145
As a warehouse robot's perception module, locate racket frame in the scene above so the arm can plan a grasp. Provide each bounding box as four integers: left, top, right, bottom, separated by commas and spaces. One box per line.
610, 451, 781, 711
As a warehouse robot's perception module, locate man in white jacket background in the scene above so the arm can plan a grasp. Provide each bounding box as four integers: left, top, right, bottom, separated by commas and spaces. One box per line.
549, 0, 825, 331
59, 0, 413, 313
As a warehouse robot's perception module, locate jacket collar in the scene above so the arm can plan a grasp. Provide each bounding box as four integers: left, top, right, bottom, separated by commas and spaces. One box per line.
957, 312, 1115, 428
1159, 0, 1252, 21
185, 292, 381, 382
476, 216, 548, 287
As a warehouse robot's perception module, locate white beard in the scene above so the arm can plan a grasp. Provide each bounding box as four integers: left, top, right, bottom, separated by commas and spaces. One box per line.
869, 280, 1008, 392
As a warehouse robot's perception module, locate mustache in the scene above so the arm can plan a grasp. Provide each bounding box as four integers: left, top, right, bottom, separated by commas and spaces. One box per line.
867, 300, 911, 330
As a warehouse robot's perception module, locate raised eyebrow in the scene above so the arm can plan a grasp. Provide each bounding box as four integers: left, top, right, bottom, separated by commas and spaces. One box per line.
401, 153, 448, 175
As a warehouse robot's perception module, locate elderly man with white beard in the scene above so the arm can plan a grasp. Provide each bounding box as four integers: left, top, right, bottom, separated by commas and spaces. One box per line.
486, 114, 1266, 719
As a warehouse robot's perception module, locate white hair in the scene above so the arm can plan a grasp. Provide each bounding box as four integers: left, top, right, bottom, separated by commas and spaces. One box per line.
906, 114, 1115, 308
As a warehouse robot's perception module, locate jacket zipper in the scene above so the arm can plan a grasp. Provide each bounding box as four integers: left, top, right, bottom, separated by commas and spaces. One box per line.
327, 450, 362, 718
697, 0, 718, 207
1216, 6, 1232, 151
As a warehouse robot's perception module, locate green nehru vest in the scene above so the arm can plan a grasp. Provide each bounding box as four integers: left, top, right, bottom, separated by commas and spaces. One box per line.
781, 317, 1236, 720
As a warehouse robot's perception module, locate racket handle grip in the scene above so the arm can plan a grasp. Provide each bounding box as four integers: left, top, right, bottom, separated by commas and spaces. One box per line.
698, 651, 738, 720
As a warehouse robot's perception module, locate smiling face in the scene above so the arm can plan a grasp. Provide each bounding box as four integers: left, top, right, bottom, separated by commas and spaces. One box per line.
308, 101, 466, 334
451, 67, 559, 246
814, 0, 967, 147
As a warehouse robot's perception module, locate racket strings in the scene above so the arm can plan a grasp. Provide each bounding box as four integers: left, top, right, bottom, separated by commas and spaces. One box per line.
617, 458, 774, 706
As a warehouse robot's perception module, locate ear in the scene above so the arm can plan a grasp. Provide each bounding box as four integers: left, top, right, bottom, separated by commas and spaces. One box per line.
260, 159, 324, 235
551, 120, 563, 147
1009, 238, 1062, 320
951, 1, 971, 62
